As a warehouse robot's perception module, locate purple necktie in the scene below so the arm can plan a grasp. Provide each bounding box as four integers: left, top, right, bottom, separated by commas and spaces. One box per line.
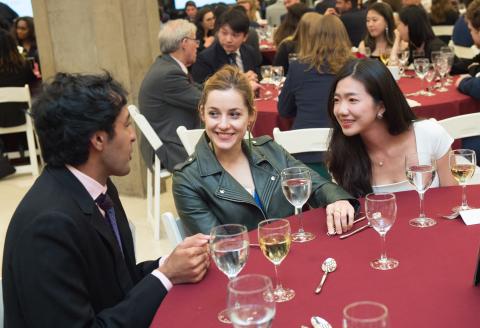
96, 193, 124, 257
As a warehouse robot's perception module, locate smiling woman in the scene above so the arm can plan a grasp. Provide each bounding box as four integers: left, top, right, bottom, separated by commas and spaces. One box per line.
173, 65, 359, 236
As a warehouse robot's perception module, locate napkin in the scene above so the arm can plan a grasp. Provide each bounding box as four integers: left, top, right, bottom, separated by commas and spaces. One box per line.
406, 98, 421, 107
460, 209, 480, 225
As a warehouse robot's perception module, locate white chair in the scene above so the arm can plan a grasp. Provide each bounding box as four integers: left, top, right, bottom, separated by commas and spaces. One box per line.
439, 113, 480, 184
0, 85, 39, 176
162, 212, 186, 247
453, 44, 480, 60
176, 126, 252, 156
272, 127, 332, 154
128, 105, 171, 240
432, 25, 454, 38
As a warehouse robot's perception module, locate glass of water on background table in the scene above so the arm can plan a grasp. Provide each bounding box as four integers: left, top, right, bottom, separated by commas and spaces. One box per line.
227, 274, 275, 328
210, 224, 250, 323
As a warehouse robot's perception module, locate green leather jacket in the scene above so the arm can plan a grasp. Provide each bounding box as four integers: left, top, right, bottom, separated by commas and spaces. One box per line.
173, 134, 358, 235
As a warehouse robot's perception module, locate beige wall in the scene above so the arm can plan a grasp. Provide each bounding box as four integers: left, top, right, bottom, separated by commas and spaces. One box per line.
31, 0, 161, 196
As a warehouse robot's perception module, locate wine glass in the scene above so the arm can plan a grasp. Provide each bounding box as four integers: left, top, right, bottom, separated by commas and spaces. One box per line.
365, 193, 399, 270
433, 55, 449, 92
343, 301, 389, 328
281, 167, 315, 242
440, 46, 455, 85
413, 58, 429, 96
260, 65, 273, 84
258, 219, 295, 302
424, 64, 436, 96
430, 50, 442, 64
271, 66, 284, 88
449, 149, 477, 212
210, 224, 250, 323
227, 274, 276, 328
398, 49, 410, 77
405, 152, 437, 228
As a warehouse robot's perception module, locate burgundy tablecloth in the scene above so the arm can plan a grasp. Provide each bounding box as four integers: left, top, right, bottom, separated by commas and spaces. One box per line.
151, 185, 480, 327
254, 76, 480, 137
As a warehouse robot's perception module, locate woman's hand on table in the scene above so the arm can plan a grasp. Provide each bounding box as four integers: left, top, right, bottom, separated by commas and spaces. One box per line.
326, 200, 355, 235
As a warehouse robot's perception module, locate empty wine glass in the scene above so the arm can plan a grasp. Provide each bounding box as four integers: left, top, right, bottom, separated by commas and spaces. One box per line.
258, 219, 295, 302
405, 152, 437, 228
271, 66, 284, 88
365, 193, 399, 270
440, 46, 455, 85
398, 49, 410, 77
260, 65, 273, 84
433, 55, 449, 92
424, 64, 436, 96
210, 224, 250, 323
343, 301, 389, 328
227, 274, 276, 328
413, 58, 429, 95
281, 167, 315, 242
449, 149, 477, 212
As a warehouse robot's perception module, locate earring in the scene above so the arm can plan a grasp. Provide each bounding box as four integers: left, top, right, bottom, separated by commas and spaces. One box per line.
377, 112, 384, 119
385, 27, 389, 34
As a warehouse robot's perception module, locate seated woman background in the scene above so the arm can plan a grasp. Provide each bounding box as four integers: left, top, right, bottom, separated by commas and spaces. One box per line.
14, 16, 40, 69
278, 15, 353, 177
430, 0, 459, 26
273, 12, 322, 74
273, 3, 309, 47
173, 65, 358, 236
195, 7, 216, 53
326, 58, 457, 198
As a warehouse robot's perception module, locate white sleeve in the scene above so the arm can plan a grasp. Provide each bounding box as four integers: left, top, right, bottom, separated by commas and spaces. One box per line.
421, 119, 454, 159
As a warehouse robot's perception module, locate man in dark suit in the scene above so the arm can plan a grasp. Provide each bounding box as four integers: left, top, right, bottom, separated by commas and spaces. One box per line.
139, 19, 202, 172
191, 8, 262, 84
2, 72, 210, 327
325, 0, 367, 47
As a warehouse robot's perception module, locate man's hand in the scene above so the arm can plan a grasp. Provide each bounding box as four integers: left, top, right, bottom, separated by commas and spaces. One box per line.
324, 8, 338, 16
158, 234, 210, 284
326, 200, 355, 235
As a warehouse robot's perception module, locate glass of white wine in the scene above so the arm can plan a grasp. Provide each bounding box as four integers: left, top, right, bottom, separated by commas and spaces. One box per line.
258, 219, 295, 302
405, 152, 437, 228
281, 167, 315, 242
227, 274, 276, 328
449, 149, 477, 212
210, 224, 250, 323
365, 193, 399, 270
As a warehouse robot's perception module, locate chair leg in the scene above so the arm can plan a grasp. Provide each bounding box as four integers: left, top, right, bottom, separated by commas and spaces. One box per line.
153, 157, 161, 240
25, 116, 39, 176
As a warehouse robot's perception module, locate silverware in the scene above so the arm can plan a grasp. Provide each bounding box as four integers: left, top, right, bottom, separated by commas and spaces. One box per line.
311, 316, 333, 328
326, 215, 366, 236
439, 212, 459, 220
339, 222, 372, 240
404, 91, 420, 97
315, 258, 337, 294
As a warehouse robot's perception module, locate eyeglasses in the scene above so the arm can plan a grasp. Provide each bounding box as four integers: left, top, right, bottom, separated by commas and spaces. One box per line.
184, 37, 200, 46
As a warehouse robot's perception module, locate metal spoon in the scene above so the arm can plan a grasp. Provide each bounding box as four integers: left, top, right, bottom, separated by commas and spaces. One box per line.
440, 212, 459, 220
311, 316, 333, 328
315, 258, 337, 294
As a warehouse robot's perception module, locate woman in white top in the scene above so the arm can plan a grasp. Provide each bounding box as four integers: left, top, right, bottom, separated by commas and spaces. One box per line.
326, 58, 457, 198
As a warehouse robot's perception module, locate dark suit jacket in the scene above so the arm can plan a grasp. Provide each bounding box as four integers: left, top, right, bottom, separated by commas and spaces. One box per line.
2, 166, 166, 327
191, 41, 261, 83
138, 54, 202, 172
340, 8, 367, 47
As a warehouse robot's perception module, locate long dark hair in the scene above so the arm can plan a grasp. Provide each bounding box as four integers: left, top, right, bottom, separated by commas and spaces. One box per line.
364, 2, 396, 51
195, 7, 214, 37
0, 29, 27, 74
326, 59, 417, 197
273, 3, 309, 46
399, 5, 435, 49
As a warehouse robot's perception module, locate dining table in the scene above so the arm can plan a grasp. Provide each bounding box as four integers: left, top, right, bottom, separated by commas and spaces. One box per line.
150, 184, 480, 327
252, 75, 480, 138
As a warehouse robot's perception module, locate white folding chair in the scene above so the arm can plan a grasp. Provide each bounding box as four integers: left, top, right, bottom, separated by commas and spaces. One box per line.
128, 105, 171, 240
176, 126, 252, 156
0, 85, 39, 176
453, 44, 480, 60
439, 113, 480, 184
161, 212, 186, 247
272, 127, 332, 154
432, 25, 454, 38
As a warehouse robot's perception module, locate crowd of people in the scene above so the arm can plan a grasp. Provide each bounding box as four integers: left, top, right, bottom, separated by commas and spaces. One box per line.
2, 0, 480, 326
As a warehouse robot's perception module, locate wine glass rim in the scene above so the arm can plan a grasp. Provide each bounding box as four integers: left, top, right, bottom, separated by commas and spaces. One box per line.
281, 166, 310, 175
343, 301, 388, 322
258, 218, 290, 230
210, 224, 248, 237
227, 274, 273, 294
365, 192, 396, 202
450, 149, 476, 155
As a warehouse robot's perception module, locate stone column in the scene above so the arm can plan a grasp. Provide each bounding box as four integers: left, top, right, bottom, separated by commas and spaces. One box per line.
31, 0, 161, 196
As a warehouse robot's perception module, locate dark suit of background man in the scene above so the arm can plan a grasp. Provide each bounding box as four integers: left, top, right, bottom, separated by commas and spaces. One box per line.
139, 19, 202, 172
191, 8, 262, 84
2, 72, 210, 327
324, 0, 367, 47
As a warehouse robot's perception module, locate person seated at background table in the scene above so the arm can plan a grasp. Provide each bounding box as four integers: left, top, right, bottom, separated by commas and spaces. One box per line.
195, 6, 215, 53
2, 72, 210, 327
191, 8, 261, 85
429, 0, 459, 26
184, 0, 198, 22
324, 0, 367, 47
452, 0, 474, 47
173, 65, 358, 236
326, 58, 457, 198
278, 15, 353, 178
273, 12, 322, 74
14, 16, 40, 69
273, 3, 309, 47
232, 5, 263, 64
138, 19, 202, 172
237, 0, 261, 27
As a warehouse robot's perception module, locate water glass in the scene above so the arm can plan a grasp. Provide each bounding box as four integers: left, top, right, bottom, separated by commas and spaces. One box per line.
398, 49, 410, 76
449, 149, 477, 212
343, 301, 389, 328
365, 193, 399, 270
433, 55, 449, 92
424, 64, 436, 96
405, 152, 437, 228
413, 58, 429, 95
227, 274, 276, 328
260, 65, 273, 84
271, 66, 284, 87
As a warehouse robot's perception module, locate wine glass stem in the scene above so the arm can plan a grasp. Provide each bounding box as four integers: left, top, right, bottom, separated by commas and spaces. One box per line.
273, 264, 282, 290
295, 206, 305, 233
461, 184, 469, 209
418, 192, 426, 218
380, 233, 388, 262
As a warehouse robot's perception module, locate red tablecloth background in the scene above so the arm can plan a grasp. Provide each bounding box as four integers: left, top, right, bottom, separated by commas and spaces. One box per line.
151, 185, 480, 327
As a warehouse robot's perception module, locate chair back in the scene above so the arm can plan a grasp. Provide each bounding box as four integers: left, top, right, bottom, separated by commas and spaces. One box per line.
162, 212, 186, 247
273, 127, 332, 154
453, 44, 480, 59
128, 105, 163, 151
432, 25, 453, 37
438, 113, 480, 139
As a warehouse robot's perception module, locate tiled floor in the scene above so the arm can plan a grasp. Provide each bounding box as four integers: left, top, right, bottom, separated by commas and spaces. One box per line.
0, 172, 177, 273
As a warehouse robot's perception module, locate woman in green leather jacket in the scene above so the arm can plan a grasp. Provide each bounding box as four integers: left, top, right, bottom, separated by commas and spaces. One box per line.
173, 66, 358, 236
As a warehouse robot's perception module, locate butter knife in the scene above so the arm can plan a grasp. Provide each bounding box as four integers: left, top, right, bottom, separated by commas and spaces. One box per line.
339, 222, 371, 240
